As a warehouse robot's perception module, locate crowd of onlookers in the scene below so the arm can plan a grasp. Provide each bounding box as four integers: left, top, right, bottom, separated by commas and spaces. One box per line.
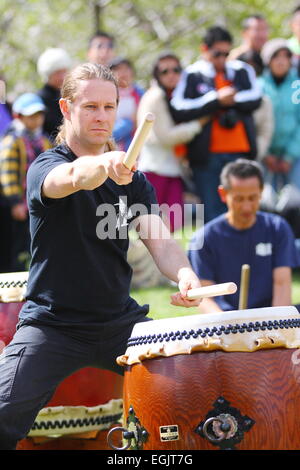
1, 7, 300, 293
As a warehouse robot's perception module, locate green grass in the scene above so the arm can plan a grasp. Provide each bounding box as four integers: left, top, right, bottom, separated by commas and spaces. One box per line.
130, 266, 300, 322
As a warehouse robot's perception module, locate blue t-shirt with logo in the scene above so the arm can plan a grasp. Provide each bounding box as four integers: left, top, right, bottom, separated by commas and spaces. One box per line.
188, 212, 300, 310
19, 144, 157, 327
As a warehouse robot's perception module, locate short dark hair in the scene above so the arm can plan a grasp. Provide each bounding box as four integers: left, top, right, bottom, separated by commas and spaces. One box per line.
220, 159, 264, 189
203, 26, 233, 48
88, 30, 115, 48
241, 14, 266, 30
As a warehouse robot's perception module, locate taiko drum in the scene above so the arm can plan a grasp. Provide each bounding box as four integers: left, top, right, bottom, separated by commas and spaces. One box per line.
113, 306, 300, 450
0, 296, 123, 450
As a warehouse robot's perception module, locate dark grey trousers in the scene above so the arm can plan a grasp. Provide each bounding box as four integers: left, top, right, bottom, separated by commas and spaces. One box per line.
0, 318, 141, 450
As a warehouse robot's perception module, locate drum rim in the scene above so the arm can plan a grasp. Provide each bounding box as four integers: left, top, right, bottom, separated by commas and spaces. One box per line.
117, 307, 300, 366
28, 398, 123, 437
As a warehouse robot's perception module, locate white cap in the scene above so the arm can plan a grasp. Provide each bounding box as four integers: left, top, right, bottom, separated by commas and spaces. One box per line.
12, 93, 46, 116
37, 48, 72, 82
261, 38, 291, 66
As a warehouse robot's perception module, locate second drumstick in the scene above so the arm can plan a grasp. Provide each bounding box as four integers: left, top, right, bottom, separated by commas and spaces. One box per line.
186, 282, 237, 300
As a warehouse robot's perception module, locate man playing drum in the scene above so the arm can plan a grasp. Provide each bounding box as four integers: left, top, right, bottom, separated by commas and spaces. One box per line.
188, 159, 300, 313
0, 63, 201, 450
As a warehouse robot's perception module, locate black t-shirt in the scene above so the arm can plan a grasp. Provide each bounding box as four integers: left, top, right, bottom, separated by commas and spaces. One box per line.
19, 144, 157, 327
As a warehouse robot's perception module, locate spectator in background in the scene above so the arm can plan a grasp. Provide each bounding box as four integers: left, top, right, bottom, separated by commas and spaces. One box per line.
188, 159, 300, 313
0, 93, 52, 271
87, 31, 116, 66
137, 53, 208, 232
259, 39, 300, 191
37, 48, 72, 142
110, 57, 144, 151
238, 50, 274, 162
229, 14, 269, 62
287, 5, 300, 73
0, 74, 12, 136
171, 26, 262, 222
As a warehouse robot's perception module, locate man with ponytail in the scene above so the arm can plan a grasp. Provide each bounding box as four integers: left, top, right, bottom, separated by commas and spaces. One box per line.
0, 63, 201, 449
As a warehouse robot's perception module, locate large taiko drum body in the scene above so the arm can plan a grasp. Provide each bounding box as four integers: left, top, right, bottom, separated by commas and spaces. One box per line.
114, 306, 300, 450
0, 272, 123, 450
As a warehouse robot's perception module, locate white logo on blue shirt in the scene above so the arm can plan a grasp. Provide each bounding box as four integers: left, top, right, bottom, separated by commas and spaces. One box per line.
256, 243, 272, 256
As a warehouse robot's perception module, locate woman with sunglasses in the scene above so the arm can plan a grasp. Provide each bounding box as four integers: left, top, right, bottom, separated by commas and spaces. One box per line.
137, 53, 208, 232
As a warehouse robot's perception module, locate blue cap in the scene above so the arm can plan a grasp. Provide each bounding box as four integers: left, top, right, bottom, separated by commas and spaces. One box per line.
12, 93, 46, 116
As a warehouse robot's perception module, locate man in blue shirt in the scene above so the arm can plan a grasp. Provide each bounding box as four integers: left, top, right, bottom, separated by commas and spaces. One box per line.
188, 159, 300, 313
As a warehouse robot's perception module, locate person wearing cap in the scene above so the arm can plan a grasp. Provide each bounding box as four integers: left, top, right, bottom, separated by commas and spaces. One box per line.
109, 57, 144, 152
37, 48, 72, 141
259, 38, 300, 192
0, 93, 52, 271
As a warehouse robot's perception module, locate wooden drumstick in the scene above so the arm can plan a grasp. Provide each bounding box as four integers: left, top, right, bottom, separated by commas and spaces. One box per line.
238, 264, 250, 310
123, 112, 155, 170
186, 282, 237, 300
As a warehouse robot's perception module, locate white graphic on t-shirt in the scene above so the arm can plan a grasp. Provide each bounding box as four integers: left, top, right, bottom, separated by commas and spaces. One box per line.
256, 242, 272, 256
115, 197, 133, 230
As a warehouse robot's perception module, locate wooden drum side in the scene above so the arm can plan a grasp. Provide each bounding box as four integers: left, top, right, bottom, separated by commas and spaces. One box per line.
17, 369, 124, 450
47, 367, 123, 407
0, 293, 124, 450
0, 301, 24, 351
0, 273, 125, 450
16, 426, 123, 450
123, 348, 300, 450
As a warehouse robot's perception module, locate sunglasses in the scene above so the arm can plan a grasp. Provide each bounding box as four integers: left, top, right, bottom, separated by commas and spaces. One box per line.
158, 66, 182, 75
211, 50, 230, 58
96, 42, 114, 50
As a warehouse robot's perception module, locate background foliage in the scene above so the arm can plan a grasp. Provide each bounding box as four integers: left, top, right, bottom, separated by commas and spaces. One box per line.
0, 0, 298, 100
